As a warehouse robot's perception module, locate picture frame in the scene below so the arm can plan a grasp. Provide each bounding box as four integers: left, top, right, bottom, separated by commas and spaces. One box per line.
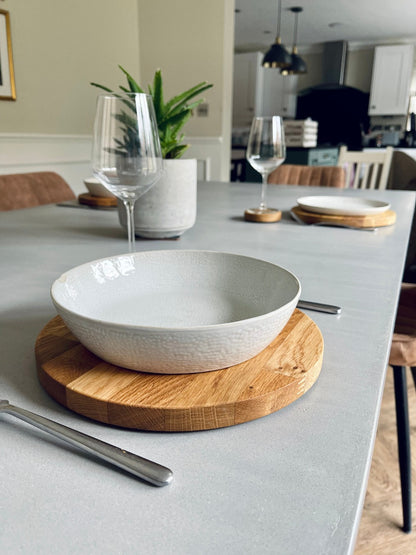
0, 9, 16, 100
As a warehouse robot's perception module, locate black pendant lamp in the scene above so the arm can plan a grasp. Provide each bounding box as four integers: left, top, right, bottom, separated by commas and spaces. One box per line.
262, 0, 291, 68
282, 7, 307, 75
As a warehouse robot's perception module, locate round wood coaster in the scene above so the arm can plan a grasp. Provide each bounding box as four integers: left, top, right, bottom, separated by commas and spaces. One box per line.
78, 193, 117, 208
35, 310, 323, 432
244, 208, 282, 223
291, 205, 396, 228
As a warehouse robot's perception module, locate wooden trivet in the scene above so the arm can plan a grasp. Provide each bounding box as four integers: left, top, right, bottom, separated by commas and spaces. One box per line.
244, 208, 282, 222
35, 310, 323, 432
78, 193, 117, 208
291, 205, 396, 228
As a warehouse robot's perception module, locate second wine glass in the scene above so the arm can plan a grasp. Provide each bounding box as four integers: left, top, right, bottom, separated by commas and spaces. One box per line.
92, 93, 163, 252
245, 116, 286, 222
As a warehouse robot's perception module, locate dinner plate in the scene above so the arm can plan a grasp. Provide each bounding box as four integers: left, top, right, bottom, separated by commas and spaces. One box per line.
296, 195, 390, 216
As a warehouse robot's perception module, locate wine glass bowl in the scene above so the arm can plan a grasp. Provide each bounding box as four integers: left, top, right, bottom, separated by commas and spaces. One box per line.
92, 93, 163, 251
245, 116, 286, 222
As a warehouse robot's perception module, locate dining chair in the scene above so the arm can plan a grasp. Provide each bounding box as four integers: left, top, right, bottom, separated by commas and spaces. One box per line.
389, 283, 416, 533
0, 171, 76, 211
337, 146, 394, 190
267, 164, 346, 188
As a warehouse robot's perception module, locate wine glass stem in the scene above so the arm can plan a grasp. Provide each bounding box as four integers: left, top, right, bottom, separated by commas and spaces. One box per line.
123, 198, 136, 252
259, 174, 269, 211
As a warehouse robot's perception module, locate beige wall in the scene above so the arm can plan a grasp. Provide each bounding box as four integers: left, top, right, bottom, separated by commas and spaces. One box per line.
0, 0, 234, 142
0, 0, 140, 134
136, 0, 234, 179
296, 51, 323, 91
137, 0, 232, 138
345, 48, 374, 91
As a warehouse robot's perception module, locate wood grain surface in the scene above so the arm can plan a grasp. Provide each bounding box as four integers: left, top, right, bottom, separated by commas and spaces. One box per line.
291, 205, 396, 228
35, 310, 323, 432
78, 193, 117, 207
355, 367, 416, 552
244, 208, 282, 222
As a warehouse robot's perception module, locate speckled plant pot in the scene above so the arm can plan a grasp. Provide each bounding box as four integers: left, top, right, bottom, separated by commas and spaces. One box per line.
118, 158, 197, 239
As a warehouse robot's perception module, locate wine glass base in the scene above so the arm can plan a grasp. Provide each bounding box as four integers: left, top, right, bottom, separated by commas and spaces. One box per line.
244, 208, 282, 223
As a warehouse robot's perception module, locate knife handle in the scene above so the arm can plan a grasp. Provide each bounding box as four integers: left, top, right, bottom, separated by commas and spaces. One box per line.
2, 402, 173, 487
297, 300, 341, 314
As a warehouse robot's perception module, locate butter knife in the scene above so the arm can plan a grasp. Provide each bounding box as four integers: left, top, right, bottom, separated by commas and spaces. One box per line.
0, 400, 173, 487
297, 300, 341, 314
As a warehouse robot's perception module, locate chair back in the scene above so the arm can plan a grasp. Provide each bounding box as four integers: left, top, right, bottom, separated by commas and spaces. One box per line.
268, 164, 345, 188
337, 146, 393, 190
0, 171, 76, 211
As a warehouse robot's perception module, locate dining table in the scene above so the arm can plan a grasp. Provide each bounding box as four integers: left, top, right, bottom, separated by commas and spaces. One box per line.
1, 180, 415, 554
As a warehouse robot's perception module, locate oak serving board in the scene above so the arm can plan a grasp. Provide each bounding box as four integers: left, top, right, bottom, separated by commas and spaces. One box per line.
35, 310, 323, 432
291, 205, 396, 228
78, 193, 117, 208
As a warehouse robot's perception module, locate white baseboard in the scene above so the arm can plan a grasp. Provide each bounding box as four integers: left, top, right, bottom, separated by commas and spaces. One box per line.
0, 133, 225, 196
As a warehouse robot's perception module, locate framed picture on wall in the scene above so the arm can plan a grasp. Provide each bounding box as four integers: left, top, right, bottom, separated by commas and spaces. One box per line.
0, 9, 16, 100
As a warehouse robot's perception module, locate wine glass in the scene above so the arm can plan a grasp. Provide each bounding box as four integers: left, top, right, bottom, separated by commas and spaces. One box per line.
245, 116, 286, 222
92, 93, 163, 252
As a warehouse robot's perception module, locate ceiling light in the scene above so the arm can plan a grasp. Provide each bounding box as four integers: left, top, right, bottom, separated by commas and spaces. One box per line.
281, 7, 307, 75
262, 0, 291, 69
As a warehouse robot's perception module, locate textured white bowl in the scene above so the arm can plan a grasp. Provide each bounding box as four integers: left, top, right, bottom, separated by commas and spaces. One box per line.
83, 177, 116, 198
51, 250, 301, 374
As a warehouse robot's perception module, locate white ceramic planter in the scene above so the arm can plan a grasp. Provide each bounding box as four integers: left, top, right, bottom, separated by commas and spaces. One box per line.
118, 158, 197, 239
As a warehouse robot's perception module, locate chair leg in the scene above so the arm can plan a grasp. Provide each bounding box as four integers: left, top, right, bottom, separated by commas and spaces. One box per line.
393, 365, 412, 533
410, 366, 416, 391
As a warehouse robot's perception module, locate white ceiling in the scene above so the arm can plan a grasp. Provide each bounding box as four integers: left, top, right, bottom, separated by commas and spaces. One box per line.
234, 0, 416, 52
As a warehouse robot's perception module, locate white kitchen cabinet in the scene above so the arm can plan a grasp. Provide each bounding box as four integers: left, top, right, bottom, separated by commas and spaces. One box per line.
232, 52, 298, 127
232, 52, 263, 127
262, 67, 298, 119
369, 44, 414, 115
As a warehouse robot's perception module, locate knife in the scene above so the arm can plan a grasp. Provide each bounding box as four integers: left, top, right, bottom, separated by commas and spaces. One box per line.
0, 400, 173, 487
297, 300, 341, 314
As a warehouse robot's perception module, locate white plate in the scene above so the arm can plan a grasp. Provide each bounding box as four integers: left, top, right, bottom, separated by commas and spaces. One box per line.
297, 195, 390, 216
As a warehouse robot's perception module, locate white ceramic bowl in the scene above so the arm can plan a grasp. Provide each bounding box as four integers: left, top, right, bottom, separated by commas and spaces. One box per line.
83, 177, 116, 198
51, 250, 301, 374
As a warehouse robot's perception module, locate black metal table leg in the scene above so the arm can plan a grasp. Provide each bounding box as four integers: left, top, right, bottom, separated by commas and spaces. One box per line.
393, 365, 412, 533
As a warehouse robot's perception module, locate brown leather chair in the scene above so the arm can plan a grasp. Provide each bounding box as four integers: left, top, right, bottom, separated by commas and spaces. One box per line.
389, 283, 416, 533
0, 171, 76, 211
268, 164, 346, 188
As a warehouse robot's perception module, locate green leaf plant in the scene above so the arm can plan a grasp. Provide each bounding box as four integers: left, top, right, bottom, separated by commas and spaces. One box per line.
91, 66, 213, 159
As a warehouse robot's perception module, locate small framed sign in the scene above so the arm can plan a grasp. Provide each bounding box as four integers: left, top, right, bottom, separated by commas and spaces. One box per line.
0, 9, 16, 100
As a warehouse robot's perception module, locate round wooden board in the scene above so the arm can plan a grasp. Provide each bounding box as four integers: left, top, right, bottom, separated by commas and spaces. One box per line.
291, 205, 396, 228
35, 310, 323, 432
244, 208, 282, 222
78, 193, 117, 208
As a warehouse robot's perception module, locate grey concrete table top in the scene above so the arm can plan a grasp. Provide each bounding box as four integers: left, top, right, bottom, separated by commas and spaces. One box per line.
1, 182, 415, 554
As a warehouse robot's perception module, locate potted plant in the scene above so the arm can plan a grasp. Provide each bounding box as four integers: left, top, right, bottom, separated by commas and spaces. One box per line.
91, 66, 213, 238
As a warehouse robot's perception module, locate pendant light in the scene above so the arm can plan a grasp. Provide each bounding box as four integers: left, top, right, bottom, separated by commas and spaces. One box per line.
281, 7, 307, 75
262, 0, 291, 68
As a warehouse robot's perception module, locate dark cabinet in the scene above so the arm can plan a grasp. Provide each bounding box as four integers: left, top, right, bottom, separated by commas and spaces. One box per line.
231, 147, 339, 182
285, 147, 339, 166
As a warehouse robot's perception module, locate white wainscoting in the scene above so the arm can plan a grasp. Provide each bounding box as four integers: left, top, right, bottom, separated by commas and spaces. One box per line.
0, 134, 92, 196
0, 134, 224, 196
